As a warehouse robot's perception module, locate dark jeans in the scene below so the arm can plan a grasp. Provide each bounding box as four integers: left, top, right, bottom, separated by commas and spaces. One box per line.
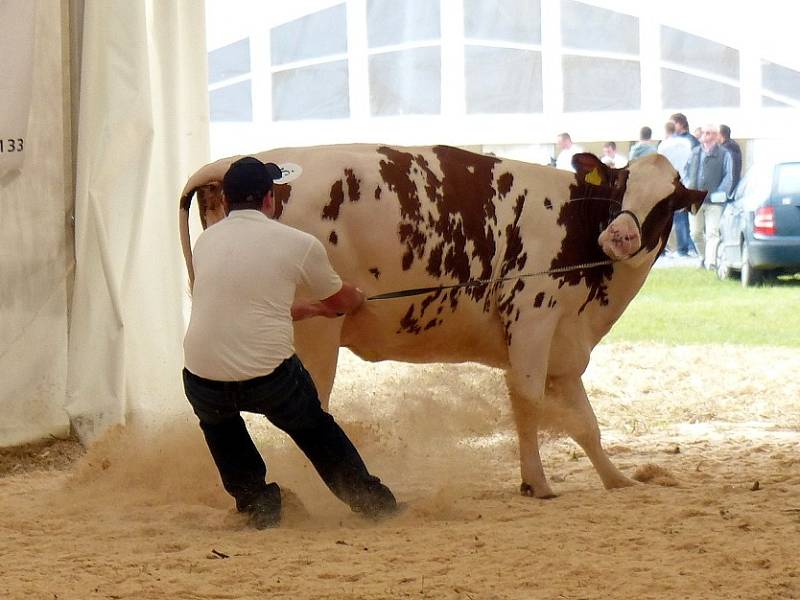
673, 210, 694, 255
183, 355, 396, 517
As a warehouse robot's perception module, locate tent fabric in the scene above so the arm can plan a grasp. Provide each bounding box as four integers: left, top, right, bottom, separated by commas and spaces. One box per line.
0, 0, 36, 175
0, 1, 71, 446
65, 0, 210, 442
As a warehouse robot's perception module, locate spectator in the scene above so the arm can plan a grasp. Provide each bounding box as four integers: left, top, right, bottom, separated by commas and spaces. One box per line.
601, 142, 628, 168
554, 132, 584, 172
719, 124, 743, 195
685, 124, 734, 269
629, 126, 658, 162
670, 112, 700, 148
658, 121, 694, 256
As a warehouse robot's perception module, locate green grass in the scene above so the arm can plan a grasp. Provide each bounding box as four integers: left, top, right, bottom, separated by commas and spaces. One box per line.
604, 268, 800, 347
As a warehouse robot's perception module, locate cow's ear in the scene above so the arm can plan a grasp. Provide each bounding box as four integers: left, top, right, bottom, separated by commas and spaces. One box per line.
672, 180, 707, 214
573, 153, 611, 187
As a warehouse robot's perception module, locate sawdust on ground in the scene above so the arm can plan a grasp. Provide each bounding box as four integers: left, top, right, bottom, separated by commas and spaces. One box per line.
2, 342, 799, 600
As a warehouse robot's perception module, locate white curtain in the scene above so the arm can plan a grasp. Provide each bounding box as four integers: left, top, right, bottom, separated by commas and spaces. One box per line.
66, 0, 209, 441
0, 0, 70, 446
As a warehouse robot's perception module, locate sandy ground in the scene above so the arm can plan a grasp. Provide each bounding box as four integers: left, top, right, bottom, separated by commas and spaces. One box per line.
2, 342, 800, 600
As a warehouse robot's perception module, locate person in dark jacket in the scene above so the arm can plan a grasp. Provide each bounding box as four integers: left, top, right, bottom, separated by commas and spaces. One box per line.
685, 124, 733, 269
719, 124, 743, 195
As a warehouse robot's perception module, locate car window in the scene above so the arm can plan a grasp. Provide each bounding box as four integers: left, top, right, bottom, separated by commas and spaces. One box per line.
741, 165, 772, 210
776, 163, 800, 196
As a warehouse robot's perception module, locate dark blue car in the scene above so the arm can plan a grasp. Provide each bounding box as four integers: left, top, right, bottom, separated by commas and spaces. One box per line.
716, 160, 800, 286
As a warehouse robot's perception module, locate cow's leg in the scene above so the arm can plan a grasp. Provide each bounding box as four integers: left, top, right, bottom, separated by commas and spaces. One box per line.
546, 375, 634, 490
292, 317, 343, 410
505, 320, 558, 499
507, 377, 556, 499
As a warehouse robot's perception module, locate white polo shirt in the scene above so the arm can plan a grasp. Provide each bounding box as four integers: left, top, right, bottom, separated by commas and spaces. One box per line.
184, 210, 342, 381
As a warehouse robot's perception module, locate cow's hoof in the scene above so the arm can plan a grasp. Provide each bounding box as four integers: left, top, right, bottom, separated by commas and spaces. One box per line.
520, 482, 557, 499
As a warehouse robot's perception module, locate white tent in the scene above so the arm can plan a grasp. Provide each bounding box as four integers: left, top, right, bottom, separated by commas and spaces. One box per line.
1, 0, 208, 446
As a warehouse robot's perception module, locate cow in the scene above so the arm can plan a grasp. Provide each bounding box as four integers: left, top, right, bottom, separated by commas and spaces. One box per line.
179, 145, 706, 499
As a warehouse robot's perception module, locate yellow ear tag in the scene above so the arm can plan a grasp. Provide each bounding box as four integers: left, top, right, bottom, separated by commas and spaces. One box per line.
585, 168, 602, 186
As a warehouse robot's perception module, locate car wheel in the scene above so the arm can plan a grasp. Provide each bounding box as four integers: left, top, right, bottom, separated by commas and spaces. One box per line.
715, 242, 734, 280
740, 241, 762, 287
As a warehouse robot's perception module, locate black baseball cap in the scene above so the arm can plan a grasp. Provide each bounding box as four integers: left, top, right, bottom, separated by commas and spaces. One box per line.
222, 156, 283, 204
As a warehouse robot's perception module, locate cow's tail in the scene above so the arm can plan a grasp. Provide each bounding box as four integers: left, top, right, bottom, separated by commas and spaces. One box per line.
179, 187, 197, 289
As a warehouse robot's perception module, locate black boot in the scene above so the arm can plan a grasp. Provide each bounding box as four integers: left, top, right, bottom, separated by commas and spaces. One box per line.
237, 482, 282, 529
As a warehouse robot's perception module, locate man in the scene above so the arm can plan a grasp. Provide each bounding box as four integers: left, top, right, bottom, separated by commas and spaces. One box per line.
628, 126, 658, 162
183, 157, 398, 529
600, 141, 628, 168
670, 112, 699, 148
685, 125, 734, 269
719, 124, 743, 195
554, 132, 583, 172
658, 121, 694, 256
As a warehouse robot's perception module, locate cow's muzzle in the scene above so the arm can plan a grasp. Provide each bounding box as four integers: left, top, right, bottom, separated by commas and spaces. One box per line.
597, 210, 642, 261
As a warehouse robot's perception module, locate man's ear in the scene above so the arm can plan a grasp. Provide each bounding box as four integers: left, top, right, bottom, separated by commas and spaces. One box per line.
572, 153, 612, 187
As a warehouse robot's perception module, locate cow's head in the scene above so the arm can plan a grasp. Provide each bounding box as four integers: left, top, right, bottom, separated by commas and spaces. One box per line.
572, 153, 705, 263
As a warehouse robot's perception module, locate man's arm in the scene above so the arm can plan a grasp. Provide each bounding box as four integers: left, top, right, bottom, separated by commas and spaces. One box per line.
291, 282, 365, 321
716, 150, 733, 195
320, 282, 365, 315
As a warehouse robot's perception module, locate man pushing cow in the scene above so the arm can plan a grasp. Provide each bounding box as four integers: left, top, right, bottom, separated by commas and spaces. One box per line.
180, 145, 706, 519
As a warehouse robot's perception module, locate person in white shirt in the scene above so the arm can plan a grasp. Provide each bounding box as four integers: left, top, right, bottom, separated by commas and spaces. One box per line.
183, 157, 398, 528
555, 132, 584, 172
600, 142, 628, 168
658, 121, 695, 256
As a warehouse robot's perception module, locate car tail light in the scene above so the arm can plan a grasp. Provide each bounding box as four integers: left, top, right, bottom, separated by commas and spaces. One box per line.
754, 207, 776, 236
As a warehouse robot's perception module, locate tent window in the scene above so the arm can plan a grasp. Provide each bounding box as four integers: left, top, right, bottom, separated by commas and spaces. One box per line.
561, 0, 638, 54
661, 26, 739, 80
210, 80, 252, 122
369, 47, 441, 116
562, 56, 640, 111
208, 38, 250, 85
762, 61, 800, 102
272, 61, 350, 120
465, 47, 542, 114
463, 0, 541, 44
367, 0, 440, 48
271, 4, 347, 66
661, 68, 740, 108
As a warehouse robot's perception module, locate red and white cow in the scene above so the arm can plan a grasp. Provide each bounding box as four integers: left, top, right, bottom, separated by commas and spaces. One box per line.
179, 145, 705, 498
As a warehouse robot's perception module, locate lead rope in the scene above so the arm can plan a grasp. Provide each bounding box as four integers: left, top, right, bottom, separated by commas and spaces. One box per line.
367, 199, 642, 302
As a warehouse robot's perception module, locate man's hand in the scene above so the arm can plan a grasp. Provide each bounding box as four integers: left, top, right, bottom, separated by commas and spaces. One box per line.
320, 282, 366, 316
291, 300, 341, 321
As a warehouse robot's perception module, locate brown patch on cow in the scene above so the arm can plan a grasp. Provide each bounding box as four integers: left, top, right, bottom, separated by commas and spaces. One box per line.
424, 318, 439, 330
329, 231, 338, 245
368, 267, 381, 279
345, 168, 360, 203
533, 292, 545, 308
377, 145, 501, 309
273, 184, 292, 221
374, 186, 382, 200
640, 175, 687, 256
322, 180, 345, 221
498, 172, 514, 198
549, 164, 629, 313
544, 197, 553, 210
398, 304, 421, 335
500, 193, 529, 277
498, 279, 525, 318
548, 297, 557, 308
418, 289, 443, 321
196, 183, 226, 229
